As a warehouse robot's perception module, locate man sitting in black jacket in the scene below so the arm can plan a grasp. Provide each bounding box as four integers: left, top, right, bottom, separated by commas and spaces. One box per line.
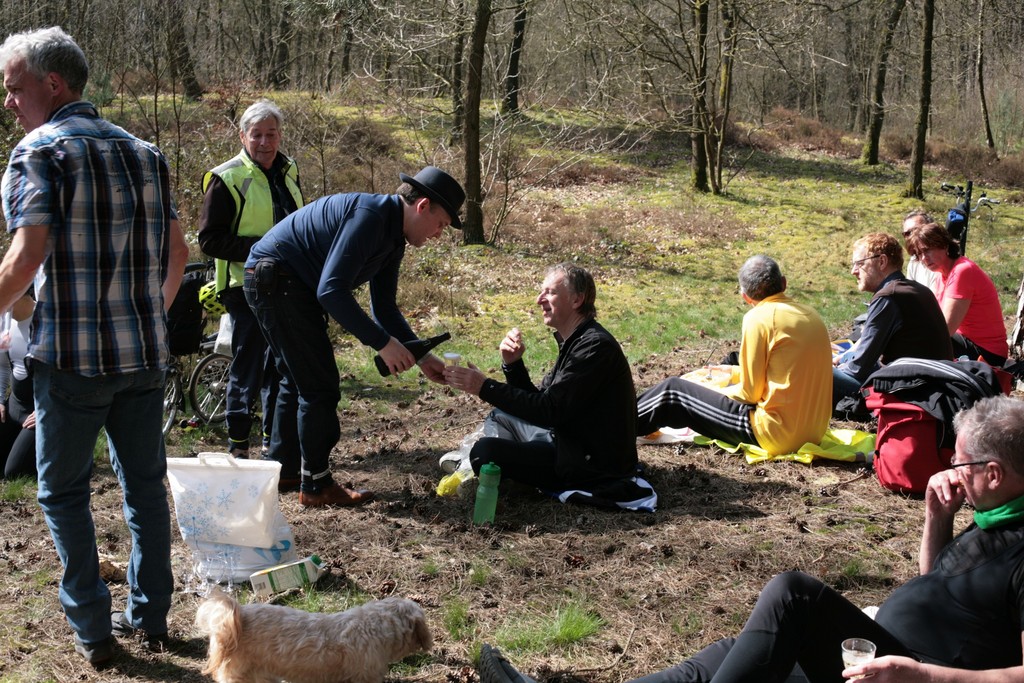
833, 232, 953, 408
444, 263, 640, 501
479, 394, 1024, 683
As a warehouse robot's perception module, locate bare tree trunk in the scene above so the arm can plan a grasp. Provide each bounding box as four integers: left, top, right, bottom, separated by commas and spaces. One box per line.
501, 0, 528, 117
691, 0, 710, 193
909, 0, 934, 199
718, 1, 735, 113
844, 14, 858, 131
255, 1, 271, 84
976, 0, 996, 152
451, 0, 467, 144
270, 3, 292, 89
714, 0, 737, 192
862, 0, 906, 165
462, 0, 493, 244
166, 0, 204, 101
342, 24, 354, 77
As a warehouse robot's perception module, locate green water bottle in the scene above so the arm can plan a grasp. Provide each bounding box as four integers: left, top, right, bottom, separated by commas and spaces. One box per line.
472, 462, 501, 525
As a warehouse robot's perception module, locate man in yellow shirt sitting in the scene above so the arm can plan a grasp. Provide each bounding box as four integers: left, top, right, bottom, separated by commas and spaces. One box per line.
636, 255, 833, 455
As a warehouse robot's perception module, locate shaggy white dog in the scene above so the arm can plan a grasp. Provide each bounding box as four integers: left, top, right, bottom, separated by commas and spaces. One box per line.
195, 590, 432, 683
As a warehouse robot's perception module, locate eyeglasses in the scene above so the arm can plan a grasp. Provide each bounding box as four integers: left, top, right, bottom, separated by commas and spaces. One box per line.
950, 460, 990, 470
851, 254, 880, 269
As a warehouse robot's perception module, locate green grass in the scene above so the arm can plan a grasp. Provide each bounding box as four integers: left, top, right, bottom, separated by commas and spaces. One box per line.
0, 476, 35, 502
502, 551, 530, 572
170, 422, 212, 453
442, 596, 474, 640
330, 140, 1024, 389
494, 601, 604, 653
468, 561, 492, 587
388, 650, 434, 676
246, 577, 377, 614
92, 430, 107, 463
671, 612, 704, 638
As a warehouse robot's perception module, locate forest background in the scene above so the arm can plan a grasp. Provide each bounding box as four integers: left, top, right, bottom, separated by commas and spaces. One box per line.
1, 1, 1024, 682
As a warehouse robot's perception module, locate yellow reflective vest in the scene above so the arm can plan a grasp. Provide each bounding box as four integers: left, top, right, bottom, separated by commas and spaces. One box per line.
202, 151, 303, 291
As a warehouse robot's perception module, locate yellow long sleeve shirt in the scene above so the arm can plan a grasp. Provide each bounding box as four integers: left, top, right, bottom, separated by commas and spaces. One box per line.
722, 293, 833, 455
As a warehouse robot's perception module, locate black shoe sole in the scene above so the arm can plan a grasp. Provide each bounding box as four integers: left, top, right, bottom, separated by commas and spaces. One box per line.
479, 644, 537, 683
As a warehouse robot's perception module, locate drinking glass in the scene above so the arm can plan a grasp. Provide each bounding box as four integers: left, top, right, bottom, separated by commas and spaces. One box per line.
0, 311, 11, 351
194, 550, 237, 597
841, 638, 876, 679
444, 352, 462, 366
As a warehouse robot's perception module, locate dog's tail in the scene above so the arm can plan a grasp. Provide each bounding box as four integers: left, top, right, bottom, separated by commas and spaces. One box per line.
194, 588, 243, 677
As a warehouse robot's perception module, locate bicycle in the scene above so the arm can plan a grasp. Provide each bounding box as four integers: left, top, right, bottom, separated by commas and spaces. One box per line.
163, 334, 232, 437
938, 180, 1000, 257
162, 261, 232, 437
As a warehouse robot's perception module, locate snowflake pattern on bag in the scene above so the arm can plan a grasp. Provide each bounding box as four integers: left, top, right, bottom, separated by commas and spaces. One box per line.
167, 455, 281, 548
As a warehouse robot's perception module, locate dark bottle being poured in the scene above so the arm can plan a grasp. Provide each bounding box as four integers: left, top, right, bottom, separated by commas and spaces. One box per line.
374, 332, 451, 376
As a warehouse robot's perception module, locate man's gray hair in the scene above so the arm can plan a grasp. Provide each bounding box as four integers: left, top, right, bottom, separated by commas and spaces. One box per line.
239, 99, 284, 134
953, 396, 1024, 477
738, 255, 785, 301
547, 262, 597, 319
0, 26, 88, 94
903, 208, 934, 224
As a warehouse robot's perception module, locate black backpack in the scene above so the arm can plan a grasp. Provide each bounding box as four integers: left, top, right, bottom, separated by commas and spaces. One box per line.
166, 264, 210, 356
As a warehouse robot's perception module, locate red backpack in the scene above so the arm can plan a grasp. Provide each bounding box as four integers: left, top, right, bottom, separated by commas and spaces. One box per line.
864, 388, 953, 494
864, 360, 1012, 494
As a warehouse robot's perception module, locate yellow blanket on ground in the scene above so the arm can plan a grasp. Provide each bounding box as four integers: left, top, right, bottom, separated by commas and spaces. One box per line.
692, 428, 875, 465
646, 364, 874, 464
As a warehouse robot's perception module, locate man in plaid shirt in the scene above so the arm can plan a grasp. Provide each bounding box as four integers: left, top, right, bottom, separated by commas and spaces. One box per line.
0, 26, 188, 667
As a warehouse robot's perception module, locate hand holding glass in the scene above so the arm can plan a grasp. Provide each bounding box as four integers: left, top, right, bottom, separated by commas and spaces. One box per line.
841, 638, 876, 679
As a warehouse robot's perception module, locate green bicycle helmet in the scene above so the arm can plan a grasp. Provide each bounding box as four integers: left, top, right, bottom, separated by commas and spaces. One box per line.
198, 281, 226, 316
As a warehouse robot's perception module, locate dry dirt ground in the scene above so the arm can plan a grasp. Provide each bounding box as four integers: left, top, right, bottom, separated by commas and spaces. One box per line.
1, 343, 977, 683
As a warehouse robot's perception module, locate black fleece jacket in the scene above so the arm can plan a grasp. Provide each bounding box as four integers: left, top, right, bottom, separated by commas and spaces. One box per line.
479, 319, 637, 484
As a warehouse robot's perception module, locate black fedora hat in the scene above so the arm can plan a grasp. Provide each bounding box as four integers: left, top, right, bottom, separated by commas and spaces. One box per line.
399, 166, 466, 229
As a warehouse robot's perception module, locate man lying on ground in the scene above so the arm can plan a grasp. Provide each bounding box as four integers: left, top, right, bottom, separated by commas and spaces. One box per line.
480, 394, 1024, 683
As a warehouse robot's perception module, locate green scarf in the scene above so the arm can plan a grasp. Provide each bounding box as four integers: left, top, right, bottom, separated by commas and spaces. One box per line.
974, 493, 1024, 530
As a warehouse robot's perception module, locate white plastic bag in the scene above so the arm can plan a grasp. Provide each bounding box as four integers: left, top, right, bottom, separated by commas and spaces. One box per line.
167, 452, 281, 548
438, 423, 489, 474
437, 422, 502, 496
185, 510, 297, 585
214, 313, 233, 356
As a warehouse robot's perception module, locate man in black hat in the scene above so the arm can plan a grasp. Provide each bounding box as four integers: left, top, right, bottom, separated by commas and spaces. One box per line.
244, 166, 466, 507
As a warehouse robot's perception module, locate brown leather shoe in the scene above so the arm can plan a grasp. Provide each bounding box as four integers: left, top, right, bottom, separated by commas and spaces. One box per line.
278, 477, 301, 493
299, 482, 374, 508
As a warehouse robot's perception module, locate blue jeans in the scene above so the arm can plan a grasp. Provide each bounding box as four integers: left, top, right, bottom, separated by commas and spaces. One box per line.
831, 367, 865, 406
244, 264, 339, 491
34, 363, 172, 644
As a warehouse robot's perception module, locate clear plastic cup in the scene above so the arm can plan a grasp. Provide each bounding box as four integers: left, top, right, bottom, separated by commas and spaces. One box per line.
443, 352, 462, 366
841, 638, 876, 678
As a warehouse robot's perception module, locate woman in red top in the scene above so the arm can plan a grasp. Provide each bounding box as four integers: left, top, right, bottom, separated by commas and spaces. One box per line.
906, 222, 1007, 365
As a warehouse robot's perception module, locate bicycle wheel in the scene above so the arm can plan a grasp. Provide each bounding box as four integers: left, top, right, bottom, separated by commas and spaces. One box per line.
163, 368, 183, 437
188, 353, 231, 424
